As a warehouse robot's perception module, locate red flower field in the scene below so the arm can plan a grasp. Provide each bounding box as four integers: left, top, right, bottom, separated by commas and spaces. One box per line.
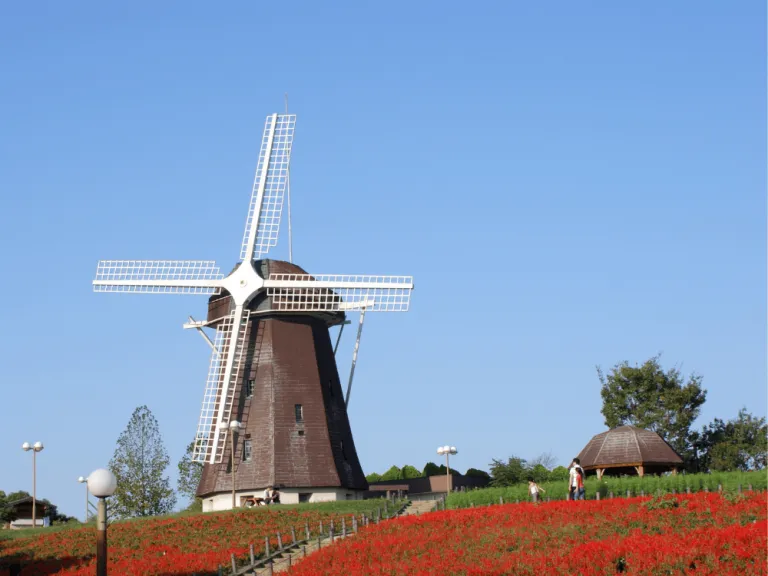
287, 492, 767, 575
1, 492, 764, 575
0, 503, 385, 575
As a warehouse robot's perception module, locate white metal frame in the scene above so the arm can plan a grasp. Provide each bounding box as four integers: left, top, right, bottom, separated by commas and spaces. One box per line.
93, 112, 415, 465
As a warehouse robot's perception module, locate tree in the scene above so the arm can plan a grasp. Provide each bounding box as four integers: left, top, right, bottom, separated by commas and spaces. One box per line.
465, 468, 491, 480
549, 466, 569, 481
423, 462, 441, 477
0, 491, 17, 525
380, 465, 403, 481
489, 457, 528, 487
698, 409, 767, 472
598, 355, 706, 465
401, 465, 422, 479
365, 472, 382, 483
177, 440, 204, 509
437, 464, 459, 476
528, 452, 557, 470
528, 464, 550, 483
109, 405, 176, 517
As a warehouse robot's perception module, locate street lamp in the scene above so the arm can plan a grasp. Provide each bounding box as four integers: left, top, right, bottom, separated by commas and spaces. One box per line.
21, 441, 44, 528
87, 468, 117, 576
219, 420, 242, 509
78, 476, 90, 523
437, 445, 457, 499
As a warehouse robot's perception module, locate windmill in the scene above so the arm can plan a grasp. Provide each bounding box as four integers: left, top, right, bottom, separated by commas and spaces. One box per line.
93, 112, 413, 508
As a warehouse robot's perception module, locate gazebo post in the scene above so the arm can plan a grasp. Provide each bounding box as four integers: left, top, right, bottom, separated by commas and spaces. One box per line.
596, 469, 604, 481
671, 468, 677, 476
634, 466, 644, 477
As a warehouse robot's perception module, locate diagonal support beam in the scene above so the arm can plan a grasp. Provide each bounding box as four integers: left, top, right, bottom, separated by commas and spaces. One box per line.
186, 316, 218, 355
344, 308, 367, 409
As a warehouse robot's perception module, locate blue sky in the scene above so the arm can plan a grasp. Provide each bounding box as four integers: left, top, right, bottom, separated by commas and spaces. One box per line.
0, 2, 764, 518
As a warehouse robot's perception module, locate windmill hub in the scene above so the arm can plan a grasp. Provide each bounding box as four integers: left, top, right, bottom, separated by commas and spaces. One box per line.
220, 260, 264, 306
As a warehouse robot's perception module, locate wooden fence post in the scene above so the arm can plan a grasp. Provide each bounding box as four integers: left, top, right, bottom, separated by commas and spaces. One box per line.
499, 496, 503, 505
738, 484, 742, 493
277, 532, 283, 551
718, 484, 722, 493
671, 488, 676, 495
265, 536, 270, 558
626, 490, 630, 498
302, 545, 307, 557
704, 486, 709, 493
231, 553, 237, 573
596, 492, 600, 500
291, 526, 297, 544
305, 522, 310, 540
748, 484, 753, 491
353, 515, 358, 533
686, 487, 690, 494
249, 543, 255, 565
330, 525, 334, 543
319, 520, 324, 534
342, 517, 347, 537
218, 565, 223, 576
609, 491, 614, 499
330, 520, 334, 536
318, 535, 322, 549
640, 490, 644, 497
267, 561, 273, 576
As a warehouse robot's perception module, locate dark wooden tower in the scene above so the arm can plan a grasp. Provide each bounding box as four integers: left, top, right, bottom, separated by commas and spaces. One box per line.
196, 259, 367, 501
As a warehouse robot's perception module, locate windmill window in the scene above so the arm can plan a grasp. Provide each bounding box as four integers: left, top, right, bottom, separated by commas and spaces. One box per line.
295, 404, 304, 423
246, 379, 254, 398
243, 439, 252, 462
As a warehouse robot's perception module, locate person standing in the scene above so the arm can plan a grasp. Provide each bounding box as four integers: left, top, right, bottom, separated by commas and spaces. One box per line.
569, 458, 585, 501
528, 477, 545, 503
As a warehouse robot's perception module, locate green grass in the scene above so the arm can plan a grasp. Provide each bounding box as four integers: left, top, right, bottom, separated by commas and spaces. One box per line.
0, 496, 405, 542
446, 470, 767, 508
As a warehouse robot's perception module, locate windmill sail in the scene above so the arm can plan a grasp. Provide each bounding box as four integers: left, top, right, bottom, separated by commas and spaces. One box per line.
240, 114, 297, 262
193, 308, 251, 464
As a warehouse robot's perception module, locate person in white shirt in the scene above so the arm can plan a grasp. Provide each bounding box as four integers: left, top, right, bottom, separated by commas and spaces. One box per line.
568, 458, 585, 500
528, 477, 545, 503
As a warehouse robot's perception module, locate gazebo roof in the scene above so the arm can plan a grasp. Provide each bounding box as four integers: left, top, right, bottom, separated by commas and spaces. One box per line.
577, 425, 683, 470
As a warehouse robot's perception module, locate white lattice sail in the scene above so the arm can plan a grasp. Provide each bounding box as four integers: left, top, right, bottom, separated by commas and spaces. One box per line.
265, 274, 413, 312
93, 260, 223, 294
192, 309, 251, 463
240, 114, 297, 261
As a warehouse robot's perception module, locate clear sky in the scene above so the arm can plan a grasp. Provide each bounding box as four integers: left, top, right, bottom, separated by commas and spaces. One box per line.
0, 2, 765, 519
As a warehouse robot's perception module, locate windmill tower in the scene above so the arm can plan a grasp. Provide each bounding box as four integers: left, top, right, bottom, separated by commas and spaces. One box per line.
93, 112, 413, 510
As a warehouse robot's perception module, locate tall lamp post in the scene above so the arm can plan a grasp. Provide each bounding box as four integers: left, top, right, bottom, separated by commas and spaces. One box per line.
78, 476, 90, 523
21, 441, 44, 528
437, 445, 457, 499
87, 468, 117, 576
220, 420, 241, 509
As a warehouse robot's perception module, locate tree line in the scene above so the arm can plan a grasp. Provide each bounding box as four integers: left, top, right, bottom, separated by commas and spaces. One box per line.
489, 355, 766, 487
43, 353, 762, 519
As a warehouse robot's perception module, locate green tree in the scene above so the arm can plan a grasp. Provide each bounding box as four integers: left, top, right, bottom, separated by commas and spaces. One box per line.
380, 465, 403, 481
437, 464, 459, 476
549, 466, 569, 481
109, 405, 176, 518
528, 463, 550, 483
423, 462, 441, 477
698, 409, 767, 472
489, 457, 528, 487
598, 355, 706, 465
177, 440, 204, 509
365, 472, 382, 483
401, 465, 422, 479
465, 468, 491, 480
0, 491, 17, 525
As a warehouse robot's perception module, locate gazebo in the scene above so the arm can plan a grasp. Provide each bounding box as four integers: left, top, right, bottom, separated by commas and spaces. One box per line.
577, 425, 683, 479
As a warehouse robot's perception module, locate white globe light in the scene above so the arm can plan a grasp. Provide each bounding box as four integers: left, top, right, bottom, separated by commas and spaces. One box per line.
443, 445, 450, 453
78, 476, 86, 483
87, 469, 117, 498
437, 447, 444, 455
22, 442, 31, 451
33, 442, 44, 451
450, 446, 457, 455
229, 420, 241, 431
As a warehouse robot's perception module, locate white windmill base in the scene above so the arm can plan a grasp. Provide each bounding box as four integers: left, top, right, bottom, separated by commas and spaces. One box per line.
201, 487, 365, 512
